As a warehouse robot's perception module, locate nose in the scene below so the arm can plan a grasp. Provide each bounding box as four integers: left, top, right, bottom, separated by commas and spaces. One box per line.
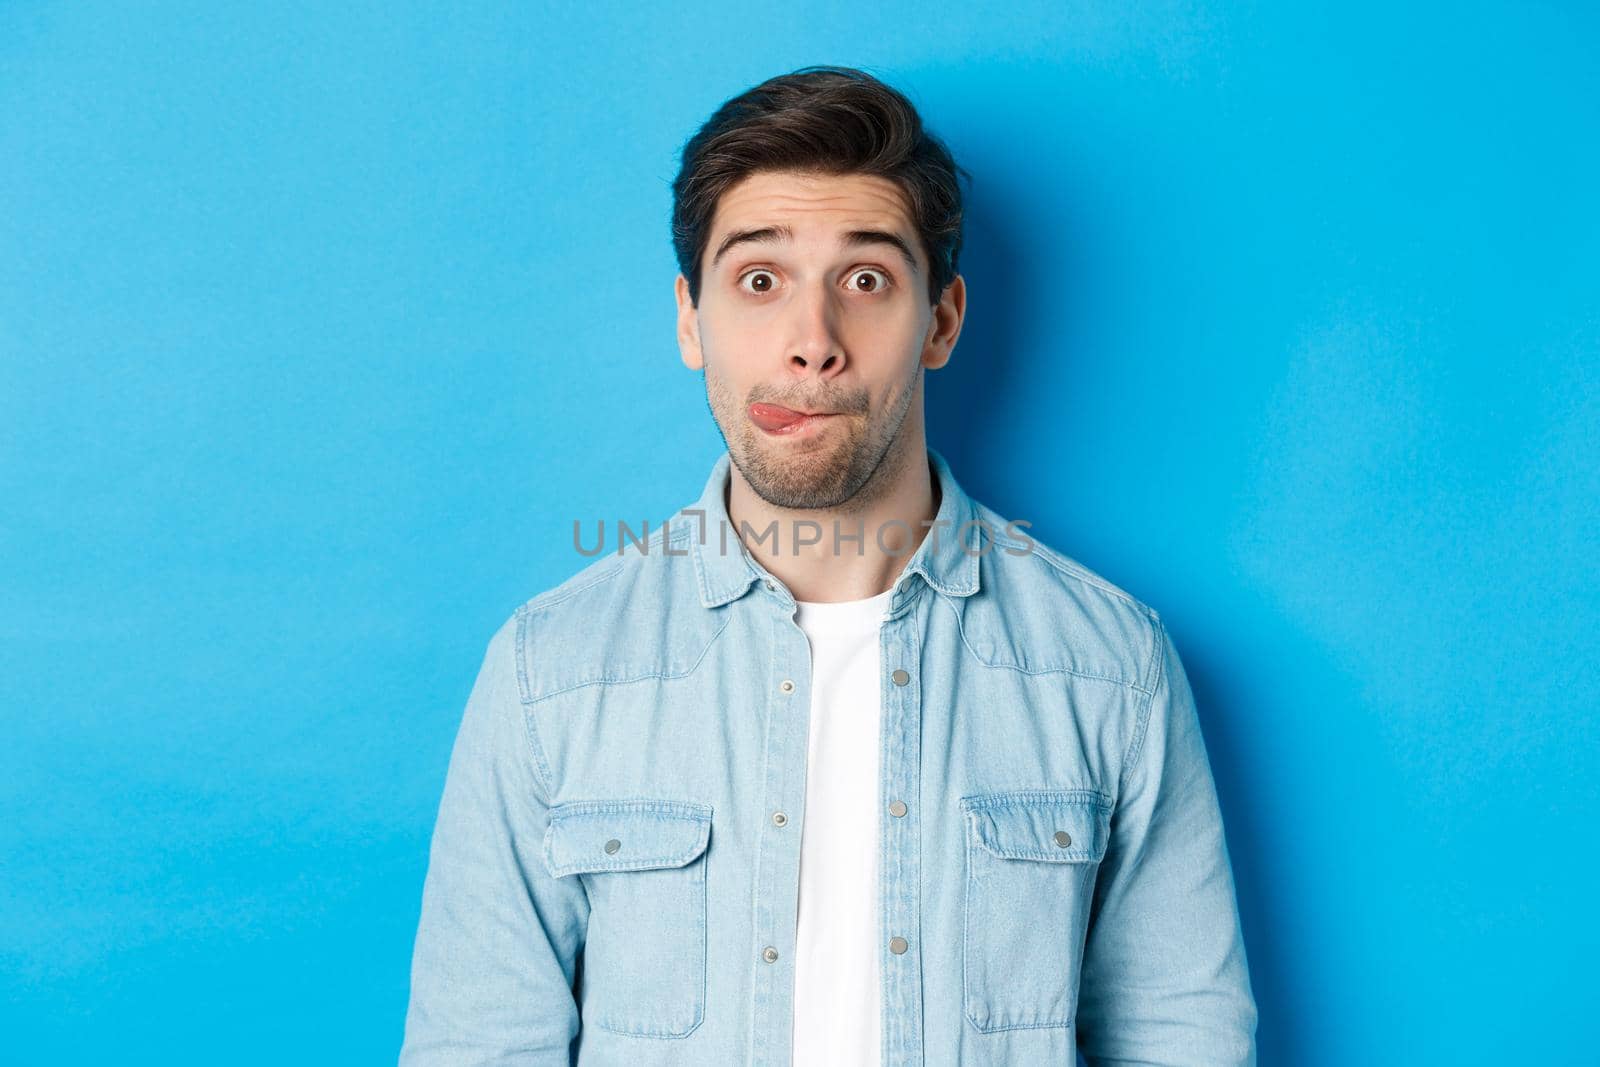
784, 283, 845, 380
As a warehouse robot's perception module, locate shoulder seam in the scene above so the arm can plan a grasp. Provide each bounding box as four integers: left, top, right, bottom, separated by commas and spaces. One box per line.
1021, 538, 1147, 615
1117, 612, 1168, 799
974, 503, 1152, 616
521, 556, 625, 614
512, 605, 557, 803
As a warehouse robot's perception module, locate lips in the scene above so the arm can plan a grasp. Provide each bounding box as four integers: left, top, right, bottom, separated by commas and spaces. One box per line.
749, 402, 832, 433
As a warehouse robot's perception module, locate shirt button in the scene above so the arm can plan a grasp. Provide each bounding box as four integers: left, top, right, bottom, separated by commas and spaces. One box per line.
764, 580, 776, 591
779, 678, 794, 693
891, 668, 910, 686
888, 800, 907, 817
1054, 830, 1072, 847
604, 838, 621, 854
772, 811, 788, 827
763, 946, 779, 963
888, 936, 908, 955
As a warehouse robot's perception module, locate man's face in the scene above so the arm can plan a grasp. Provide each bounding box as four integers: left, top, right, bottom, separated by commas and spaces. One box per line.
675, 169, 956, 512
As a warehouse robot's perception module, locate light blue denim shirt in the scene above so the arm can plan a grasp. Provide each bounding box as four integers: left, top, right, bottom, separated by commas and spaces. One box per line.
400, 447, 1257, 1066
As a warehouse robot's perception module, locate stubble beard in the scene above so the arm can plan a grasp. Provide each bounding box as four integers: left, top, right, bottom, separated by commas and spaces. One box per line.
703, 357, 921, 514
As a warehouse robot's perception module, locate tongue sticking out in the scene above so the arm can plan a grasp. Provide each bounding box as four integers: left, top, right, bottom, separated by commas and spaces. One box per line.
749, 403, 818, 432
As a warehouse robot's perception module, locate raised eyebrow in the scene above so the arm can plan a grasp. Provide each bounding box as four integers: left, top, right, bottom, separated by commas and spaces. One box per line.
840, 229, 919, 275
710, 225, 791, 270
709, 223, 919, 274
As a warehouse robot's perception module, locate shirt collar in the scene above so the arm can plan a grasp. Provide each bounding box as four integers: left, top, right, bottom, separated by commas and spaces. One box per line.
685, 444, 983, 609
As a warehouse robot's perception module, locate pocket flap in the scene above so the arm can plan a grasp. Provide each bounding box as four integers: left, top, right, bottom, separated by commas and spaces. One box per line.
961, 790, 1110, 863
545, 798, 713, 878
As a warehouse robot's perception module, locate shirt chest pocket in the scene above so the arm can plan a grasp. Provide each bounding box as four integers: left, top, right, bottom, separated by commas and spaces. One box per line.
960, 789, 1111, 1034
544, 798, 713, 1039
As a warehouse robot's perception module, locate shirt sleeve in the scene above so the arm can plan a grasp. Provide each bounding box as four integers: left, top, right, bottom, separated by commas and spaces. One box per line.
399, 611, 589, 1066
1074, 614, 1259, 1066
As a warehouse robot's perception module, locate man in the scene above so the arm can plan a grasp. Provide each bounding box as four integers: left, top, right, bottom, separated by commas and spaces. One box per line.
400, 65, 1257, 1066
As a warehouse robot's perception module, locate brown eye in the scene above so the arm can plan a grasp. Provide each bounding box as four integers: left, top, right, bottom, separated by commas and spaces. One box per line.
740, 270, 776, 293
847, 268, 890, 293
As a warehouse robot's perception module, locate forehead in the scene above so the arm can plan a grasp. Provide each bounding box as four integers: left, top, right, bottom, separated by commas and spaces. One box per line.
707, 170, 915, 246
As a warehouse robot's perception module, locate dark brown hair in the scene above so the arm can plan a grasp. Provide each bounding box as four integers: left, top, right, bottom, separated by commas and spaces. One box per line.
671, 65, 970, 308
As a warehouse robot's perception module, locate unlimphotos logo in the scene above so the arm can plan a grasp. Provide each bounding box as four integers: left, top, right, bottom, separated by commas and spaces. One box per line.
572, 510, 1035, 559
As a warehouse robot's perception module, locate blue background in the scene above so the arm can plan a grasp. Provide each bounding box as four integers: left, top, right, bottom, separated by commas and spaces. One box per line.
3, 3, 1595, 1063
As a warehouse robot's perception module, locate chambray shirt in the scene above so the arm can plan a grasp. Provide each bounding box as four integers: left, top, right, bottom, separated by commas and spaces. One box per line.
399, 447, 1257, 1066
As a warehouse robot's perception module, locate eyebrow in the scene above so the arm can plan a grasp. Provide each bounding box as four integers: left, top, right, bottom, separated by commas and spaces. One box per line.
709, 223, 920, 274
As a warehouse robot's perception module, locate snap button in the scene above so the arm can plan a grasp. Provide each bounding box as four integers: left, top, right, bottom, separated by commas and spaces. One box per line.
888, 936, 908, 955
772, 811, 788, 827
1053, 831, 1072, 848
763, 946, 779, 963
888, 800, 907, 817
604, 838, 621, 854
764, 580, 775, 591
891, 669, 910, 686
780, 679, 795, 693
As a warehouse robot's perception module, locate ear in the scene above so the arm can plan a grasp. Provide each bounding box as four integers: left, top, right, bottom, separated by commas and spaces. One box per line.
676, 274, 705, 371
920, 273, 966, 371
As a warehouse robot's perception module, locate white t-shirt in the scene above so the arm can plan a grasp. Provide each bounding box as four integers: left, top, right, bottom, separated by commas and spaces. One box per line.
790, 585, 895, 1067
